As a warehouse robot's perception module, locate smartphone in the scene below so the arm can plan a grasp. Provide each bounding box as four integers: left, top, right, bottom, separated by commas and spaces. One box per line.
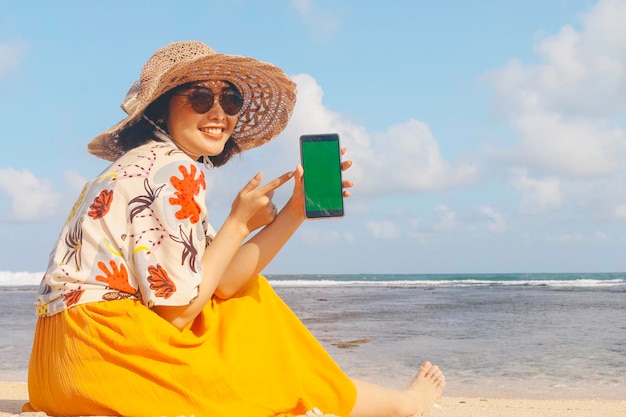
299, 133, 344, 219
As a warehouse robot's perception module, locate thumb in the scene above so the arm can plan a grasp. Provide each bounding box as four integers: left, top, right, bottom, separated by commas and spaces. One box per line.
294, 165, 304, 184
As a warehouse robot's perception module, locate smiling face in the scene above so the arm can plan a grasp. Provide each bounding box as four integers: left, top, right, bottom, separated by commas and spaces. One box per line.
166, 80, 240, 159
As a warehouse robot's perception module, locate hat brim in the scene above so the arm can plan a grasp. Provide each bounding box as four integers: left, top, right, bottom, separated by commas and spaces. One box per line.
88, 53, 296, 162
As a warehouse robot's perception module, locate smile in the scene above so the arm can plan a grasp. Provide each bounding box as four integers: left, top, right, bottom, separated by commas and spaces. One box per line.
199, 127, 224, 135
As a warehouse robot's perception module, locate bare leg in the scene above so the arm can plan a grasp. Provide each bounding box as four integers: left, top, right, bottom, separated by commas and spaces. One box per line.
349, 362, 445, 417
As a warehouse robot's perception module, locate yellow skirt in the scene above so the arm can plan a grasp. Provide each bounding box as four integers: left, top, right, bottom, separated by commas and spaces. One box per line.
24, 275, 356, 417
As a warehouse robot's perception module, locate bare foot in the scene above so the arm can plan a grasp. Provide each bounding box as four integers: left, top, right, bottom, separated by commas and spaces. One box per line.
402, 361, 445, 416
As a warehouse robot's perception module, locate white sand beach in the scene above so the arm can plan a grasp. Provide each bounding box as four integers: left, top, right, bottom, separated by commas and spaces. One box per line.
2, 381, 625, 417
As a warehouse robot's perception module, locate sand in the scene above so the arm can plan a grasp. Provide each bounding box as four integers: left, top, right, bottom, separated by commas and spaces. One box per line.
1, 381, 625, 417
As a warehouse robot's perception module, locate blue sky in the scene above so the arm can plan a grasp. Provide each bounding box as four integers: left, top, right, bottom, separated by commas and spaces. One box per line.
2, 0, 626, 275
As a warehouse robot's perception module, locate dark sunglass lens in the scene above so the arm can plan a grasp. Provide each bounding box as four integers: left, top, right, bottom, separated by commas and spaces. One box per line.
189, 88, 214, 113
220, 91, 244, 115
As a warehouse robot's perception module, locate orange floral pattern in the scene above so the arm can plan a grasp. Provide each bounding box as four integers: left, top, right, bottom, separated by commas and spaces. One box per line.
88, 189, 114, 219
147, 264, 177, 299
95, 260, 138, 295
63, 289, 84, 307
35, 141, 208, 317
169, 165, 205, 224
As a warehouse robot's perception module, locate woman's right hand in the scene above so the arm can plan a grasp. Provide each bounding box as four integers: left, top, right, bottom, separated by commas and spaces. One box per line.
229, 171, 294, 234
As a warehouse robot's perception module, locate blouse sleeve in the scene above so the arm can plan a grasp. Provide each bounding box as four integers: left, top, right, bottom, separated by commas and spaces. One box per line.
126, 155, 208, 308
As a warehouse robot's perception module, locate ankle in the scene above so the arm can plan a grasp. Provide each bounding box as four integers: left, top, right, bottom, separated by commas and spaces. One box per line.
398, 389, 417, 416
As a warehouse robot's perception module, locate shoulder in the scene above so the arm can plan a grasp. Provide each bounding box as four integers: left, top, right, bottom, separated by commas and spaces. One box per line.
123, 139, 190, 165
102, 140, 202, 183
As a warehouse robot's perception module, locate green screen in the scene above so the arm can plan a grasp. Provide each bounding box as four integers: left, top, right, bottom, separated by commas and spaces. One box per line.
301, 136, 343, 217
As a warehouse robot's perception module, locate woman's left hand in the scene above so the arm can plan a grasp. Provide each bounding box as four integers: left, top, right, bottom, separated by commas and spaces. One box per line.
339, 147, 354, 198
221, 148, 354, 299
285, 146, 354, 218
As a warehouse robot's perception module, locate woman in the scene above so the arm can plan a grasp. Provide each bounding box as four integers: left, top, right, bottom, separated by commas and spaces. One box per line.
24, 40, 445, 417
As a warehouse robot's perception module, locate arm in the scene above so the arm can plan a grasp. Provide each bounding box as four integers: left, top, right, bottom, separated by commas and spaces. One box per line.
155, 150, 353, 328
215, 150, 354, 298
213, 166, 305, 298
154, 171, 293, 330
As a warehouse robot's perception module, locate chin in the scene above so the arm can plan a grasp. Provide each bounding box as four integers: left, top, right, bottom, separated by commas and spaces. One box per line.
205, 147, 225, 157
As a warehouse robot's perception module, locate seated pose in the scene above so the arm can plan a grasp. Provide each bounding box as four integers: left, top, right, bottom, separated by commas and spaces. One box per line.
24, 40, 445, 417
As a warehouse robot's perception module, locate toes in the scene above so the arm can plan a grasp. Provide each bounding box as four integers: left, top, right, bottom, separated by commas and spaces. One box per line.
425, 364, 440, 379
418, 361, 433, 377
416, 361, 446, 389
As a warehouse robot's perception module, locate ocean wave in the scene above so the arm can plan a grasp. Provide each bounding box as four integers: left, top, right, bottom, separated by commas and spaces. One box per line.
268, 278, 626, 288
0, 271, 43, 287
1, 270, 624, 288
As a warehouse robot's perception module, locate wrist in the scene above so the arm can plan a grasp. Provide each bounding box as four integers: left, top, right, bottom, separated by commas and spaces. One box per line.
283, 198, 306, 223
222, 214, 253, 239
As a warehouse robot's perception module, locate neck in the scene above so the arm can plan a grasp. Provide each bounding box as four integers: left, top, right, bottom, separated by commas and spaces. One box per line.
143, 114, 202, 157
143, 115, 214, 169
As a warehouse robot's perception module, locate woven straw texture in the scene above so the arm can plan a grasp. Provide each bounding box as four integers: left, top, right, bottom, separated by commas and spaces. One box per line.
89, 41, 297, 161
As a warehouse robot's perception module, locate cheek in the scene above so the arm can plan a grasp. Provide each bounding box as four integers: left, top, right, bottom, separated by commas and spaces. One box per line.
227, 115, 239, 133
166, 107, 179, 133
167, 102, 195, 135
166, 115, 182, 138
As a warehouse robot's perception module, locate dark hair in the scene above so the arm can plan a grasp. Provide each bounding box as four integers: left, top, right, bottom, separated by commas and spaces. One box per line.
115, 83, 241, 167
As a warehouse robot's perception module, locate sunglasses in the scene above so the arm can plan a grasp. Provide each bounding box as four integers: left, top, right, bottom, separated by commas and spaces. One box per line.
174, 86, 244, 116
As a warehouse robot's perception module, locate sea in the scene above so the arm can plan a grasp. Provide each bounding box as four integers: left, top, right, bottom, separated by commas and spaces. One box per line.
1, 271, 625, 400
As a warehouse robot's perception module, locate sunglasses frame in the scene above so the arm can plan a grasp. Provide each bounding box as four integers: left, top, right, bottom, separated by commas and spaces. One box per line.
174, 85, 244, 116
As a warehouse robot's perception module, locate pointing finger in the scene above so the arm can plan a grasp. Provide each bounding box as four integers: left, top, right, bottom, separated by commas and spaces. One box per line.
257, 171, 295, 195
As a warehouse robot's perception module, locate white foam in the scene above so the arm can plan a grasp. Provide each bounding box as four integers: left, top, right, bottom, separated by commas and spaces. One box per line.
1, 271, 624, 288
268, 278, 625, 288
0, 271, 43, 287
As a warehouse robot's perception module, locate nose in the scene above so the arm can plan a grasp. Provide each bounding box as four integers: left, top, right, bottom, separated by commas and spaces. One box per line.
206, 97, 227, 120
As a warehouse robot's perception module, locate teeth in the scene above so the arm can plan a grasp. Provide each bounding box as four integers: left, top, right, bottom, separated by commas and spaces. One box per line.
200, 127, 223, 134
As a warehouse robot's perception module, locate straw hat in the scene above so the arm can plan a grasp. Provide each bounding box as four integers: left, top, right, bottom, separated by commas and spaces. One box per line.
88, 41, 297, 161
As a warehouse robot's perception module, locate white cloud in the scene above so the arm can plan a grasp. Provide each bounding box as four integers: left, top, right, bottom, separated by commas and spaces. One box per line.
511, 168, 563, 214
0, 168, 61, 221
479, 205, 507, 233
0, 39, 28, 77
280, 74, 478, 196
366, 121, 479, 192
486, 0, 626, 178
546, 233, 584, 243
343, 231, 355, 243
63, 170, 88, 192
291, 0, 341, 42
515, 113, 625, 177
201, 72, 480, 252
367, 219, 401, 240
614, 203, 626, 219
402, 205, 506, 237
433, 205, 456, 231
595, 231, 609, 240
490, 0, 626, 118
300, 227, 342, 245
292, 0, 312, 15
407, 218, 428, 240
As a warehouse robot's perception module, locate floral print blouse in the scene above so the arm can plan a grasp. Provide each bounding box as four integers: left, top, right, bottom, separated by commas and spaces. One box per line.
35, 137, 215, 317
